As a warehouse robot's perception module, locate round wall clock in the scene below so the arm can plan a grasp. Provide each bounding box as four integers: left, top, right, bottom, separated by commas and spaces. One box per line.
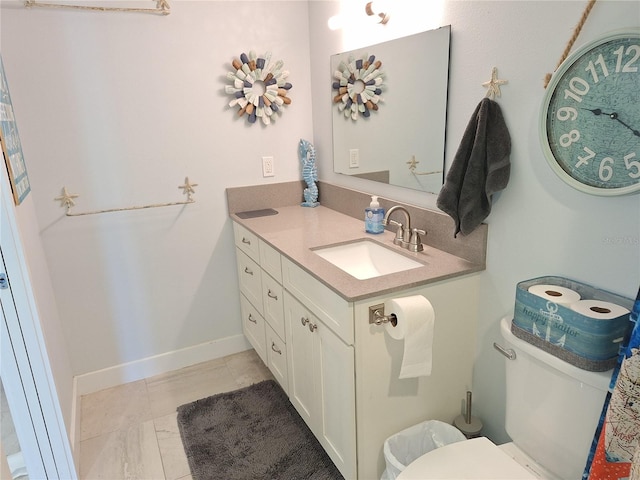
540, 29, 640, 196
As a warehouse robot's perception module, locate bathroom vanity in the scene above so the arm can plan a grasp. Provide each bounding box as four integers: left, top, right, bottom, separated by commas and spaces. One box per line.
228, 183, 486, 479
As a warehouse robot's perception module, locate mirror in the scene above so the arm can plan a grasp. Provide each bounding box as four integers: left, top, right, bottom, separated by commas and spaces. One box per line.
331, 25, 451, 194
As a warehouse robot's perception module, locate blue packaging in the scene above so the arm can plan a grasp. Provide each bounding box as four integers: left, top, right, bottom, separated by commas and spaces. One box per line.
512, 276, 634, 371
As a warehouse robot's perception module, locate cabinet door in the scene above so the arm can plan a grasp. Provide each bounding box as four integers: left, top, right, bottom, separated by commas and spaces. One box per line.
285, 292, 356, 479
284, 292, 317, 429
315, 317, 356, 480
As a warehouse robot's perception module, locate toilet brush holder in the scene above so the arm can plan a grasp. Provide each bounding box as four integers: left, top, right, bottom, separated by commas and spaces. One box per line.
453, 391, 483, 438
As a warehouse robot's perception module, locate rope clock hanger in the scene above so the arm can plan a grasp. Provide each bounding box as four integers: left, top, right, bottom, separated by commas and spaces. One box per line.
24, 0, 170, 15
54, 177, 197, 217
543, 0, 596, 88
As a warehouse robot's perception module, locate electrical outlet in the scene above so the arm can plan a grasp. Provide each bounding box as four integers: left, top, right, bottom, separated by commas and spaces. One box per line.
349, 149, 359, 168
262, 156, 274, 177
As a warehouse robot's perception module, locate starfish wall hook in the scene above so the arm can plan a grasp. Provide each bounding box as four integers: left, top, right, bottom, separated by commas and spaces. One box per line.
54, 186, 79, 211
482, 67, 508, 100
178, 177, 198, 202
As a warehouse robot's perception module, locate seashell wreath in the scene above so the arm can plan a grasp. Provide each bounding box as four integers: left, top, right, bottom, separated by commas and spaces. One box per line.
225, 51, 292, 126
332, 53, 384, 121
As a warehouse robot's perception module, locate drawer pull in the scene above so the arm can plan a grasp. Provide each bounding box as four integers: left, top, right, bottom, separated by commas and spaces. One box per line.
244, 267, 254, 275
271, 342, 282, 355
267, 289, 278, 301
308, 322, 317, 333
242, 237, 251, 245
301, 317, 310, 327
248, 314, 257, 324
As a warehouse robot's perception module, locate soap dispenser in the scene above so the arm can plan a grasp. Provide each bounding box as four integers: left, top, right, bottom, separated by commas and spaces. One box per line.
365, 195, 385, 234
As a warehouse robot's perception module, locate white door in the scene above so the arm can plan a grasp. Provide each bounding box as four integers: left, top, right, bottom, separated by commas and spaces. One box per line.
315, 319, 356, 479
284, 292, 316, 428
1, 187, 77, 479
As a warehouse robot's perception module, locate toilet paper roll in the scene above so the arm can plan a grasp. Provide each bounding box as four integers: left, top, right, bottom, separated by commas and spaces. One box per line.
384, 295, 435, 379
570, 300, 630, 319
528, 284, 581, 305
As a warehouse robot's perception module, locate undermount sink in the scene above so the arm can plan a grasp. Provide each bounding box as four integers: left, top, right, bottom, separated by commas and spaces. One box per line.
312, 239, 424, 280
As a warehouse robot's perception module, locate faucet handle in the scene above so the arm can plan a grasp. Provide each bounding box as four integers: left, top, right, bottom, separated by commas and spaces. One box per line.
388, 219, 405, 246
409, 228, 426, 252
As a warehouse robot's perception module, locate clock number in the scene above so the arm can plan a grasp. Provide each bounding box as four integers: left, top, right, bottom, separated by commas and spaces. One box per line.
599, 157, 614, 182
585, 54, 609, 83
560, 129, 580, 147
614, 45, 640, 73
563, 77, 590, 103
625, 153, 640, 179
556, 106, 577, 121
576, 147, 595, 168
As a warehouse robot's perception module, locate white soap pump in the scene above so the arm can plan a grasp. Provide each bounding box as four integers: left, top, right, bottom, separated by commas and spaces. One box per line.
365, 195, 384, 234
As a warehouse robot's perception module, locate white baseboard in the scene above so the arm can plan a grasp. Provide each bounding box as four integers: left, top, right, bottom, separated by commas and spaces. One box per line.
69, 334, 251, 456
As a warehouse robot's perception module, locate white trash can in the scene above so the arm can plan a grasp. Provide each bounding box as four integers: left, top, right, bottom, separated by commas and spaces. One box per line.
381, 420, 466, 480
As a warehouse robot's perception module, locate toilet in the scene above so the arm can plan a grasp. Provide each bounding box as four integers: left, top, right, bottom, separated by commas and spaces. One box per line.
398, 316, 613, 480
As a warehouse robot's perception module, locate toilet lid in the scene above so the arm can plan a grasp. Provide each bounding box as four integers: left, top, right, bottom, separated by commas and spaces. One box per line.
397, 437, 538, 479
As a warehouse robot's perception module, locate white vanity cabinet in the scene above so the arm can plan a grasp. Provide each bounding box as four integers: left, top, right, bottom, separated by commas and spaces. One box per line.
233, 222, 288, 393
233, 220, 479, 480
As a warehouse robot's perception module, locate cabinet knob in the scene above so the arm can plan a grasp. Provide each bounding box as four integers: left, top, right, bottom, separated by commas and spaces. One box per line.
308, 322, 317, 333
268, 289, 278, 300
248, 314, 257, 324
271, 342, 282, 355
301, 317, 310, 326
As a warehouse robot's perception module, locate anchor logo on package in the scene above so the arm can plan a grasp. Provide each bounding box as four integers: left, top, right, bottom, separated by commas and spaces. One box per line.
532, 302, 567, 347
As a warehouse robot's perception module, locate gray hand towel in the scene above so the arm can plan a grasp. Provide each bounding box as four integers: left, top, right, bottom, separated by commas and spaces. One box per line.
437, 97, 511, 237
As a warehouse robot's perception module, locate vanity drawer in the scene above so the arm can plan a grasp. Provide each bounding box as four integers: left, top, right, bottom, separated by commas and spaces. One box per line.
282, 257, 354, 345
266, 324, 288, 395
233, 222, 260, 263
236, 249, 263, 314
240, 293, 266, 364
262, 271, 285, 340
259, 239, 282, 282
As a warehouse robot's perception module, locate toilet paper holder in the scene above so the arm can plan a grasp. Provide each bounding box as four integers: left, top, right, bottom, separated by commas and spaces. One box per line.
369, 304, 398, 327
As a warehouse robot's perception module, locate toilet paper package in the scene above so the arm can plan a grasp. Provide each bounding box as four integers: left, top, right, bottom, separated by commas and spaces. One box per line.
512, 276, 633, 371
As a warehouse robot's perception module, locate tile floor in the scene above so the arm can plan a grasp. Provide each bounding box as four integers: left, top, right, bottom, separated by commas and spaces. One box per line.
79, 349, 273, 479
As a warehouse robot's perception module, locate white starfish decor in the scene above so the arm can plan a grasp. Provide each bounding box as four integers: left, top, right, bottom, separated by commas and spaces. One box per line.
55, 186, 79, 210
482, 67, 508, 100
178, 177, 198, 201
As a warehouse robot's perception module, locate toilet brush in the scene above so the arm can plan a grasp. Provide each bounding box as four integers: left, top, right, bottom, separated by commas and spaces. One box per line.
453, 391, 483, 438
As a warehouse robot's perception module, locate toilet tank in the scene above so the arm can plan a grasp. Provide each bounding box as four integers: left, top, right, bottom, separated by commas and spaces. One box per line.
499, 316, 612, 480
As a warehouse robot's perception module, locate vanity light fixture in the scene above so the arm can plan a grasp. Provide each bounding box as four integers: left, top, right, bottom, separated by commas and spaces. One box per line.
365, 1, 389, 25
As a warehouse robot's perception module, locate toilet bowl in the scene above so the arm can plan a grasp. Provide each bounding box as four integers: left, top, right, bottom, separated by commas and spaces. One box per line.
397, 437, 549, 479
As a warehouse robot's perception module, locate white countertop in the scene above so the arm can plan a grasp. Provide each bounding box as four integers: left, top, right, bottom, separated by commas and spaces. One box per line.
232, 205, 483, 302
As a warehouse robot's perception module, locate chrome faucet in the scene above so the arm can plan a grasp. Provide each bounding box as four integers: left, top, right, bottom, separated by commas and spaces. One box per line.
383, 205, 426, 252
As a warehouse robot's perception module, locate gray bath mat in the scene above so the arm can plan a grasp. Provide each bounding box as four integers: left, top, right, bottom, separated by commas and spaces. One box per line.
176, 380, 344, 480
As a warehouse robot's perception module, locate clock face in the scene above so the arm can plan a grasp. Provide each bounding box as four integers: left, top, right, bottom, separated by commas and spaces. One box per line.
540, 30, 640, 196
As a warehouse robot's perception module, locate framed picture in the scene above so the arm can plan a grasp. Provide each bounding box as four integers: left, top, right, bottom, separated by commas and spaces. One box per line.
0, 56, 30, 205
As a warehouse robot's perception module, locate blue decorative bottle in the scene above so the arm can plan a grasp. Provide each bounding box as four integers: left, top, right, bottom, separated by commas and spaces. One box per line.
365, 195, 384, 234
